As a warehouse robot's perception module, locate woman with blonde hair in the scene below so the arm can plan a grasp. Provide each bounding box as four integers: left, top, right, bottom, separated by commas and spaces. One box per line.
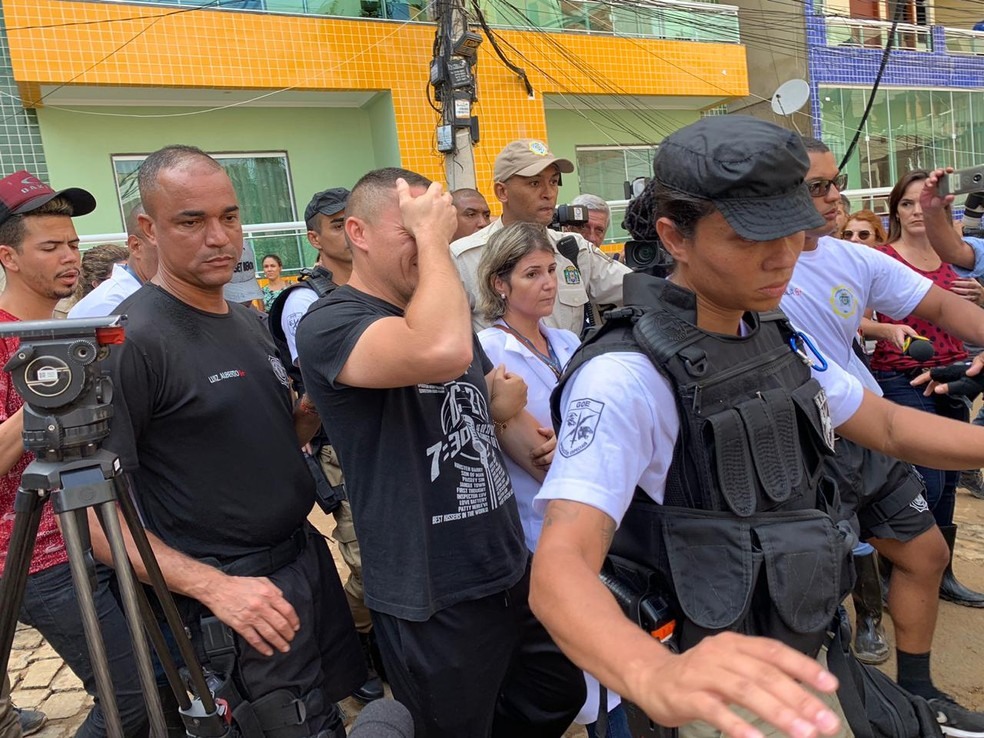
840, 209, 887, 247
477, 222, 625, 738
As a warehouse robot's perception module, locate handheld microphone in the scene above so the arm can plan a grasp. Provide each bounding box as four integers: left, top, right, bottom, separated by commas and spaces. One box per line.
902, 336, 935, 363
348, 699, 414, 737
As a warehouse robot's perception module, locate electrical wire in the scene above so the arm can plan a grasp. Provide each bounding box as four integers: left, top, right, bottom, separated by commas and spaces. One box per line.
838, 0, 908, 170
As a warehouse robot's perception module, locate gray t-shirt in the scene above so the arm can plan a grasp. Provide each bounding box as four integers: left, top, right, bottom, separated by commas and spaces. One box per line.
296, 286, 528, 620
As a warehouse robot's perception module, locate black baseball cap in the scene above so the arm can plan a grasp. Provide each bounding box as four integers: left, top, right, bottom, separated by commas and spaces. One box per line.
304, 187, 350, 224
652, 116, 825, 241
0, 170, 96, 229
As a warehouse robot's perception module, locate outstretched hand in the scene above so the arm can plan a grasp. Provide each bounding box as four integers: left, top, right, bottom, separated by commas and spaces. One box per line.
635, 632, 841, 738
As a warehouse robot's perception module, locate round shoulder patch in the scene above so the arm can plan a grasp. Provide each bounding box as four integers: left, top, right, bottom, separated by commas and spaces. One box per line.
268, 355, 290, 388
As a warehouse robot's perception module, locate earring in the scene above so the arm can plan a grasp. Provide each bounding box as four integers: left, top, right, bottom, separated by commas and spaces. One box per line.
500, 293, 506, 300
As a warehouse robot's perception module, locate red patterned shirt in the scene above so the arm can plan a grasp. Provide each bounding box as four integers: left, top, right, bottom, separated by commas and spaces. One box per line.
870, 244, 968, 372
0, 309, 68, 577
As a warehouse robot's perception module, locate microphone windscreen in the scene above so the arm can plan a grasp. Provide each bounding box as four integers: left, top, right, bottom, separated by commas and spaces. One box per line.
348, 699, 415, 738
905, 338, 936, 363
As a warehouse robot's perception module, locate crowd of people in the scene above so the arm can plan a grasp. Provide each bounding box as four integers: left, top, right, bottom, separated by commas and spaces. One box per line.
0, 116, 983, 738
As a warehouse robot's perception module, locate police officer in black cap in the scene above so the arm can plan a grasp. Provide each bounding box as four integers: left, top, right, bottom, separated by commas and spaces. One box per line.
529, 115, 984, 738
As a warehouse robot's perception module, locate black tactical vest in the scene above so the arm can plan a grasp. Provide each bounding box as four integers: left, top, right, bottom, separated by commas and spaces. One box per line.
551, 274, 853, 656
268, 265, 337, 396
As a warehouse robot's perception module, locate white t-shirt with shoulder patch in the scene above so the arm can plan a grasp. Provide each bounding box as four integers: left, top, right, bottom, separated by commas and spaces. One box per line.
781, 236, 931, 394
534, 338, 864, 525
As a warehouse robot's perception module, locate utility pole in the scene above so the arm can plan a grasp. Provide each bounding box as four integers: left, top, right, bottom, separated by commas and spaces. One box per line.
430, 0, 481, 190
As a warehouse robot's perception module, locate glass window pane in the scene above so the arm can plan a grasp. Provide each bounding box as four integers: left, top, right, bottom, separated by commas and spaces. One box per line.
952, 91, 976, 171
889, 89, 933, 174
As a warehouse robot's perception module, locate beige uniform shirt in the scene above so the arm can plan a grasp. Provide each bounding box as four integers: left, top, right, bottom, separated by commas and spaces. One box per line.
451, 220, 630, 334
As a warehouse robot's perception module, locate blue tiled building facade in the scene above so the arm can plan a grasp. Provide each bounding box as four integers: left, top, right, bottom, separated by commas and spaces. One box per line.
805, 0, 984, 208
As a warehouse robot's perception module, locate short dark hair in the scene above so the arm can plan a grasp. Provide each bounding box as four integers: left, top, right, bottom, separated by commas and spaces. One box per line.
800, 136, 830, 155
0, 197, 75, 252
124, 202, 145, 237
348, 168, 432, 224
261, 253, 282, 267
137, 145, 222, 215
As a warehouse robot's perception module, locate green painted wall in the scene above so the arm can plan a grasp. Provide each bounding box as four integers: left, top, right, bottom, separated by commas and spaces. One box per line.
545, 106, 699, 204
366, 92, 402, 169
36, 105, 381, 235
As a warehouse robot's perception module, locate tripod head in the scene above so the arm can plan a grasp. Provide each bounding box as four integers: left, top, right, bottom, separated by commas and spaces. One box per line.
0, 315, 124, 461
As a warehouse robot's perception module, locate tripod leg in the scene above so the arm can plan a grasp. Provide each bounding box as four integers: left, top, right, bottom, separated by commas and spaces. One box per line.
59, 507, 125, 738
0, 488, 46, 678
135, 585, 191, 712
111, 475, 218, 714
95, 501, 168, 738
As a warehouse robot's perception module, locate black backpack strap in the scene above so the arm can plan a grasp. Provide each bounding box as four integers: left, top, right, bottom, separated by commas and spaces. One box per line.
267, 266, 338, 395
826, 613, 876, 738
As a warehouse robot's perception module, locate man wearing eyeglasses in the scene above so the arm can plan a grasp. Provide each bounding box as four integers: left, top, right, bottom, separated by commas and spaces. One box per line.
779, 138, 984, 737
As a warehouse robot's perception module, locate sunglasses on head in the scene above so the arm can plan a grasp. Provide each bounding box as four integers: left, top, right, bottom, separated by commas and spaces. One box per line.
842, 229, 872, 240
806, 173, 848, 197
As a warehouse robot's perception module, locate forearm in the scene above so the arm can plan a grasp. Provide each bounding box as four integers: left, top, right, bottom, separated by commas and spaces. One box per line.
497, 410, 546, 483
531, 540, 672, 706
860, 317, 891, 341
293, 395, 321, 446
88, 506, 224, 601
843, 395, 984, 471
932, 291, 984, 348
926, 210, 976, 269
0, 408, 25, 476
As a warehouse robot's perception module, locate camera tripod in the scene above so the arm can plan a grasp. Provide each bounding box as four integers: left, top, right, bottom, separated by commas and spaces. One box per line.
0, 317, 228, 738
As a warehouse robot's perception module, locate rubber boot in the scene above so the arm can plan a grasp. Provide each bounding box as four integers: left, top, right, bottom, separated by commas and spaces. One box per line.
939, 524, 984, 608
350, 632, 384, 704
851, 549, 890, 664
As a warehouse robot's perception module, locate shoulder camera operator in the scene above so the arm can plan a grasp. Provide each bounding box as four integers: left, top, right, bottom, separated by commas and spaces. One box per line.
451, 139, 630, 334
90, 146, 365, 738
530, 116, 984, 738
562, 193, 610, 249
0, 170, 149, 737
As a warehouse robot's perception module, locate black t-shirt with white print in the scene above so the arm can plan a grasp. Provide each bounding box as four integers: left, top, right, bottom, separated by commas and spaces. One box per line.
297, 286, 528, 621
104, 284, 314, 562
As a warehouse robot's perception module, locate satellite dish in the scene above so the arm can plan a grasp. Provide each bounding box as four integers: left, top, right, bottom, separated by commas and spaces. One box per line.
771, 79, 810, 116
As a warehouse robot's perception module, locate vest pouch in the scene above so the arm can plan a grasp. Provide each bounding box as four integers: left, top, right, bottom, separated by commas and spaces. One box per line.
735, 389, 802, 506
703, 409, 759, 517
752, 511, 842, 655
659, 511, 760, 651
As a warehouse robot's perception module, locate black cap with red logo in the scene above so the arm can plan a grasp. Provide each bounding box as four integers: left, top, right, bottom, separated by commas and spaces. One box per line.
0, 170, 96, 229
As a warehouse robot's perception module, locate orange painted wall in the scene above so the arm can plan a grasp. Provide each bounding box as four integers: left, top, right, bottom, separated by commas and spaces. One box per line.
4, 0, 748, 185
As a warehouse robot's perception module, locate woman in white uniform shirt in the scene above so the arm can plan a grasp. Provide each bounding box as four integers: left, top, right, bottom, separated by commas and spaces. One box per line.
476, 222, 628, 738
